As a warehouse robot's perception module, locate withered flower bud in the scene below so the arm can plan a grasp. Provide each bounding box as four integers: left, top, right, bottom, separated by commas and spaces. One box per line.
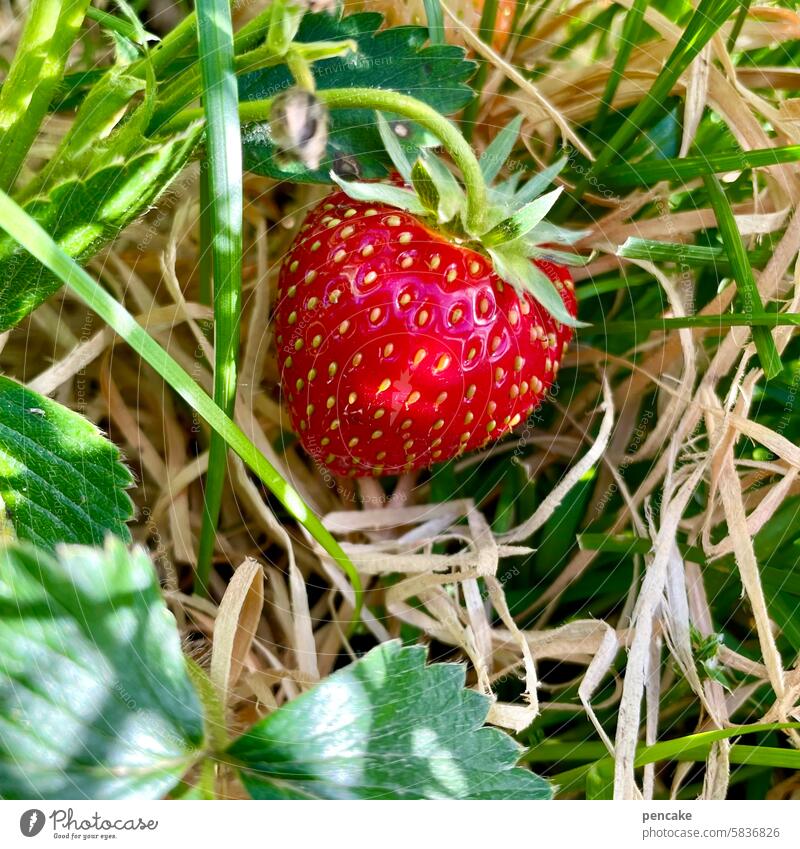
268, 88, 328, 171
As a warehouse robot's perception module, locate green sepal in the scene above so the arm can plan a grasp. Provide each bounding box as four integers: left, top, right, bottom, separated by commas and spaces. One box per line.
480, 115, 524, 184
489, 245, 587, 328
330, 170, 426, 214
411, 158, 440, 215
481, 187, 563, 247
376, 111, 414, 183
421, 151, 466, 223
514, 157, 568, 206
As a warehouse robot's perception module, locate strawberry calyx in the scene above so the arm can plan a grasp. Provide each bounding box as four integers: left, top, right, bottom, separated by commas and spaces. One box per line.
330, 112, 591, 329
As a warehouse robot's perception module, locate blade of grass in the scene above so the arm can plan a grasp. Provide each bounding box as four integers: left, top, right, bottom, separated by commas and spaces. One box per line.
461, 0, 499, 140
727, 0, 752, 51
422, 0, 445, 45
561, 0, 740, 213
541, 722, 800, 794
703, 174, 782, 379
590, 0, 649, 137
194, 0, 244, 596
617, 236, 774, 270
0, 0, 91, 192
598, 313, 800, 334
605, 143, 800, 187
0, 186, 363, 622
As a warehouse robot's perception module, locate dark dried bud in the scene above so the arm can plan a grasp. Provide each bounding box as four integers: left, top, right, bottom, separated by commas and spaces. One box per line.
332, 153, 361, 179
269, 89, 328, 171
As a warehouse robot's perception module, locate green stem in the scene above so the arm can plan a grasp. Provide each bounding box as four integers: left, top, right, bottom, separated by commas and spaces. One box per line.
0, 0, 91, 192
164, 87, 489, 233
148, 6, 277, 133
0, 185, 364, 625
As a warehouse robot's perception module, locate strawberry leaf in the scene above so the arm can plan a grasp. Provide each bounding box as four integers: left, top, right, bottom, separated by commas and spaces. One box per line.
0, 123, 201, 332
489, 246, 587, 328
0, 538, 204, 799
228, 641, 551, 800
0, 376, 133, 549
240, 12, 476, 183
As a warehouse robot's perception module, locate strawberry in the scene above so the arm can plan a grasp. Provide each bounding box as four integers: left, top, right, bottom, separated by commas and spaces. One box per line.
273, 113, 587, 477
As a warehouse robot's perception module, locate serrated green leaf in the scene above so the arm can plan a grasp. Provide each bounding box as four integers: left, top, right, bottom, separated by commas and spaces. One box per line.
330, 171, 425, 214
482, 187, 563, 247
376, 111, 413, 183
411, 158, 439, 215
228, 641, 551, 800
0, 538, 205, 799
0, 123, 201, 331
489, 247, 586, 329
0, 376, 133, 549
480, 115, 523, 184
240, 12, 475, 183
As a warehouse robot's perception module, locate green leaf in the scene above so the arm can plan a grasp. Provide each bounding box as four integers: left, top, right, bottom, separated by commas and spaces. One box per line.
0, 123, 201, 331
479, 115, 523, 184
240, 12, 475, 182
410, 157, 440, 215
0, 376, 133, 549
489, 246, 586, 329
330, 171, 426, 214
482, 188, 563, 247
0, 538, 205, 798
228, 641, 551, 800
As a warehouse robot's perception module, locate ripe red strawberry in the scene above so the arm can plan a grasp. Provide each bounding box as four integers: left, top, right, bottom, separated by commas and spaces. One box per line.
274, 191, 577, 477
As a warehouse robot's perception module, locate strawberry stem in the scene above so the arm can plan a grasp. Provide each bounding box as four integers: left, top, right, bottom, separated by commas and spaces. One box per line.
162, 87, 488, 233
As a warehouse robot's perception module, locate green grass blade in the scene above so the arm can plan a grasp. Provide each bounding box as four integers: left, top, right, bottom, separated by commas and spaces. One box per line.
703, 174, 782, 379
461, 0, 499, 139
422, 0, 445, 45
543, 722, 800, 794
590, 0, 649, 137
727, 0, 753, 51
599, 314, 800, 335
0, 186, 363, 622
194, 0, 244, 595
563, 0, 740, 211
605, 143, 800, 187
0, 0, 91, 192
617, 236, 773, 270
